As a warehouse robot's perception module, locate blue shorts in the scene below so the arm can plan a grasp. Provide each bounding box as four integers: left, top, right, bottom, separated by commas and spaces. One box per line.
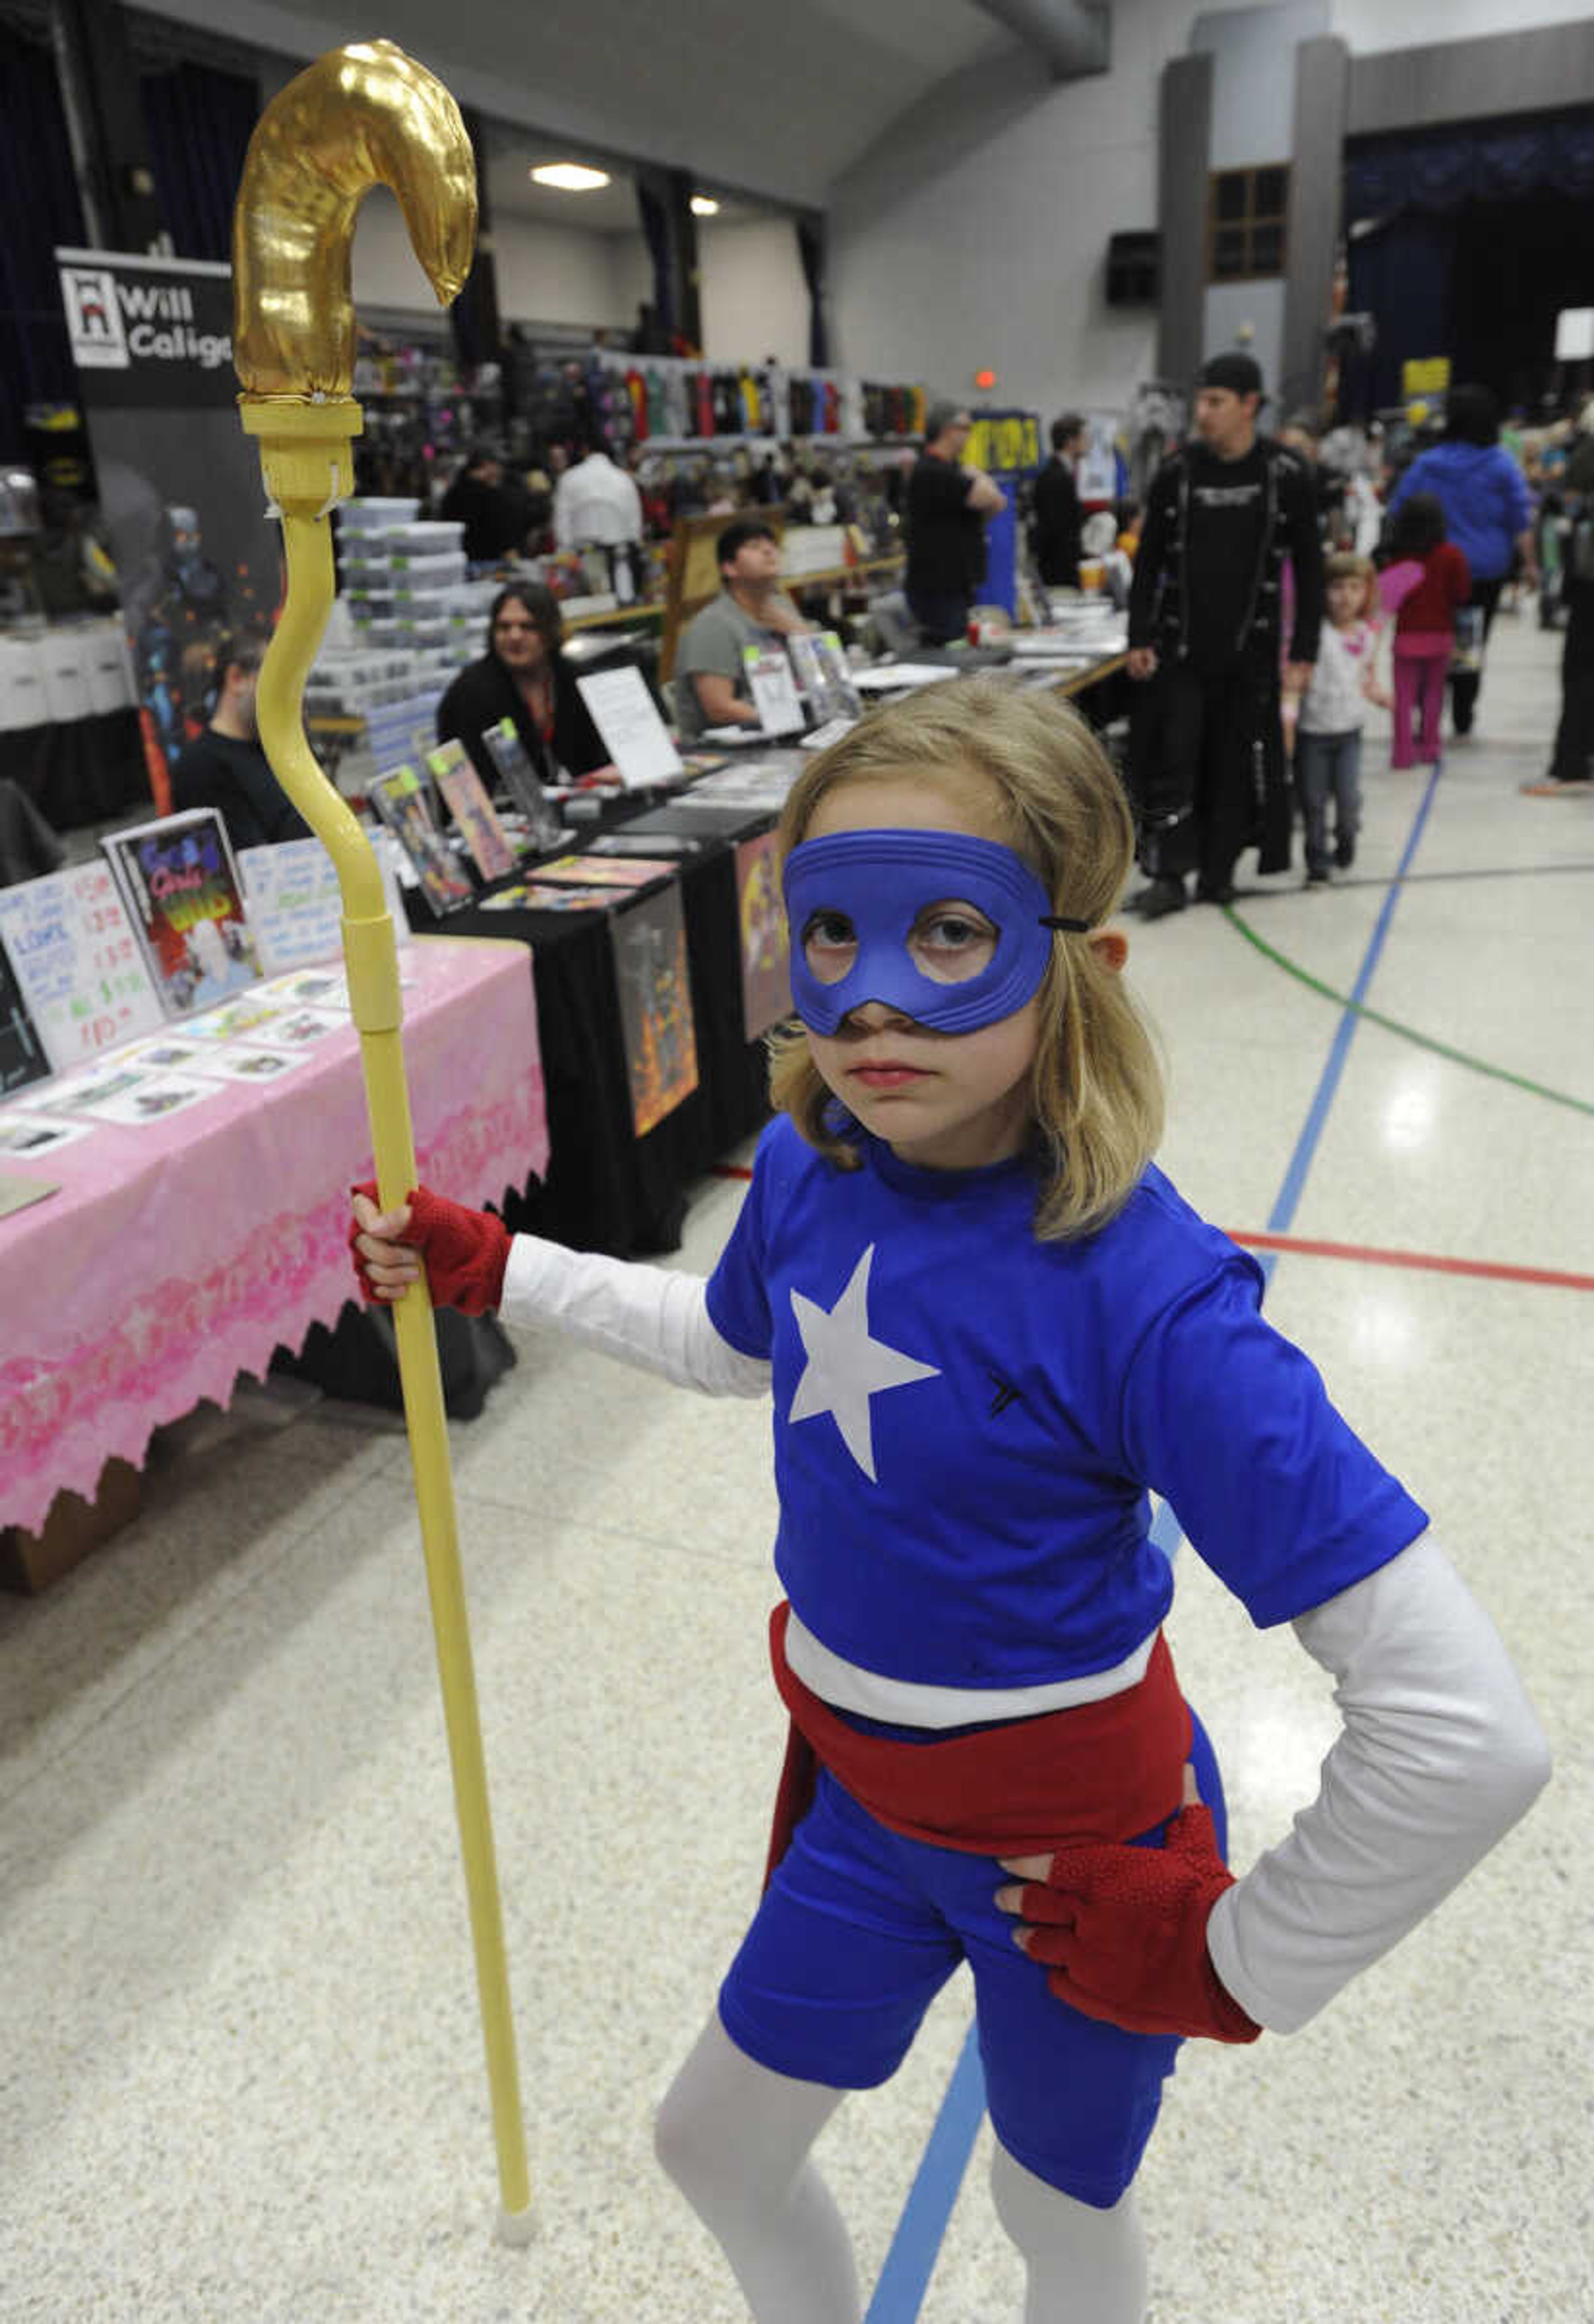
719, 1708, 1225, 2207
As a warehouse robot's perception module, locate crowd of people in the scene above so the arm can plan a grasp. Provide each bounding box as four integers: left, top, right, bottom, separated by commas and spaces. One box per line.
147, 350, 1594, 915
1107, 356, 1587, 919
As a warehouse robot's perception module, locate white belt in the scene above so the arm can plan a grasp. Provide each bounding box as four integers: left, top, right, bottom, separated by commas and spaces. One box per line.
784, 1610, 1157, 1732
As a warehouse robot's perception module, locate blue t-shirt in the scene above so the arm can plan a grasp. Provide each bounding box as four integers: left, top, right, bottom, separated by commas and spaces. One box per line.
706, 1117, 1427, 1691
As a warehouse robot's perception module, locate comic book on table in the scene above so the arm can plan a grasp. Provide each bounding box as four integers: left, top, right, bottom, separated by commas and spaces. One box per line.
480, 718, 563, 848
367, 765, 474, 916
426, 737, 516, 881
531, 853, 680, 891
99, 808, 263, 1020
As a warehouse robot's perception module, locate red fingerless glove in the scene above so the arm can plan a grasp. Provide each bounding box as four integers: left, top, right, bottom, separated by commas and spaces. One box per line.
349, 1181, 511, 1316
1015, 1803, 1261, 2043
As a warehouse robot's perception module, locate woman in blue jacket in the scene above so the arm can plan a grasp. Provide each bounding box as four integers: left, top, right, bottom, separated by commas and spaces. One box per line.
1389, 385, 1538, 736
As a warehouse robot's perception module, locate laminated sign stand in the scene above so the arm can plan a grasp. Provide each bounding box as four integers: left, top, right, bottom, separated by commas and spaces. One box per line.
231, 40, 531, 2238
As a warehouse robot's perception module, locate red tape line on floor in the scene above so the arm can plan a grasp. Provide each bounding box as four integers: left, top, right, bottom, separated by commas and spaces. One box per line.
1227, 1229, 1594, 1294
709, 1169, 1593, 1291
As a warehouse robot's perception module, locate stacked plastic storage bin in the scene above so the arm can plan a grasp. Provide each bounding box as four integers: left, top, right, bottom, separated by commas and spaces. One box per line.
310, 498, 484, 789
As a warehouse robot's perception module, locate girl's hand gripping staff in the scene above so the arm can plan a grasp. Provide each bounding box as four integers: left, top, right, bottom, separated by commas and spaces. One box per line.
232, 42, 531, 2241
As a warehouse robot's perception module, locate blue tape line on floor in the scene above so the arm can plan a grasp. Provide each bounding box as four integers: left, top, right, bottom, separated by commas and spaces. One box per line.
864, 2024, 986, 2322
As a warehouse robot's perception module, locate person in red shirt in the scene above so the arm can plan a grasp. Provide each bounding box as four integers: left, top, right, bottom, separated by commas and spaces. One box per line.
1386, 494, 1470, 769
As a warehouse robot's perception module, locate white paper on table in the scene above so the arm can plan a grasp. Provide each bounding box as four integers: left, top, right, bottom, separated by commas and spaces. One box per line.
741, 646, 805, 736
237, 838, 344, 975
0, 862, 164, 1074
575, 666, 684, 789
116, 1034, 222, 1075
258, 969, 350, 1011
196, 1043, 311, 1084
76, 1073, 222, 1125
850, 664, 961, 692
0, 1110, 98, 1155
254, 1006, 347, 1046
182, 996, 288, 1042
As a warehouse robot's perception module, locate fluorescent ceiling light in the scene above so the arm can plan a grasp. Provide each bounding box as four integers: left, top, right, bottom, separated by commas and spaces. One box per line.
530, 163, 611, 191
691, 195, 720, 217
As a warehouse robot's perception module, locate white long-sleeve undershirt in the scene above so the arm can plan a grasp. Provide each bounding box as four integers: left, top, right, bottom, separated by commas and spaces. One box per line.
1207, 1528, 1550, 2032
495, 1233, 1551, 2033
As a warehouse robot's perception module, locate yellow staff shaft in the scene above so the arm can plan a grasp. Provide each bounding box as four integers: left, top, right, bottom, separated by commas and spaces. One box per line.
244, 398, 530, 2231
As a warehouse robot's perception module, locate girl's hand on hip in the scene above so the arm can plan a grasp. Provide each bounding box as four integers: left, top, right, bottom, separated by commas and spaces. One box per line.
994, 1763, 1260, 2043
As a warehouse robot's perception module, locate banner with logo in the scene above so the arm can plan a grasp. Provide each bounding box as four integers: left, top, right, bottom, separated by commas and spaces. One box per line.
56, 248, 281, 793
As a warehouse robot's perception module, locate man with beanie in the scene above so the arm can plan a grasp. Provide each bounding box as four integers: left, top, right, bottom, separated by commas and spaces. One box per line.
1125, 352, 1323, 915
905, 403, 1007, 643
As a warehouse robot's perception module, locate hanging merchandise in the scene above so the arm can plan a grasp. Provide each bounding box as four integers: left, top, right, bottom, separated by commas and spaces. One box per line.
965, 408, 1043, 618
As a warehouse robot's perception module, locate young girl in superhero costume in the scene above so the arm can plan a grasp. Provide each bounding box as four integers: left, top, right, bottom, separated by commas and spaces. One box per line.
351, 679, 1548, 2322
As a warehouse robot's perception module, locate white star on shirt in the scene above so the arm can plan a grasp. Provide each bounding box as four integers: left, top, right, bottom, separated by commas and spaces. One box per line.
787, 1244, 940, 1483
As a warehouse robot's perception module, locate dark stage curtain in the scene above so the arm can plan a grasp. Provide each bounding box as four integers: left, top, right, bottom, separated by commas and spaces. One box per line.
635, 172, 675, 343
0, 25, 88, 460
139, 61, 259, 263
1347, 111, 1594, 415
795, 215, 829, 370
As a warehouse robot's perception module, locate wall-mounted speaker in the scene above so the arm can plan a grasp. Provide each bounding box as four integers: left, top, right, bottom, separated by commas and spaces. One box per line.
1106, 232, 1160, 308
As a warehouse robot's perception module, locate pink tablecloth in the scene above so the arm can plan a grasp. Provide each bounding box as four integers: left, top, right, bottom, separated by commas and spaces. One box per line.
0, 935, 547, 1535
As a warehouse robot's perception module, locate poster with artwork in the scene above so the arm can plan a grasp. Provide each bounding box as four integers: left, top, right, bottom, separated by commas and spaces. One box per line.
100, 807, 262, 1018
56, 247, 281, 789
609, 882, 699, 1138
0, 862, 164, 1071
733, 829, 791, 1041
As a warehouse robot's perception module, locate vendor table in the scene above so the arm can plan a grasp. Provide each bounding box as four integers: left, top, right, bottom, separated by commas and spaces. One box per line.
0, 934, 546, 1536
410, 824, 773, 1259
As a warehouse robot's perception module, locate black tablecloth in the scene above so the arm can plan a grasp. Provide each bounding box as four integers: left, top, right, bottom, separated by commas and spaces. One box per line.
406, 832, 771, 1257
9, 711, 149, 830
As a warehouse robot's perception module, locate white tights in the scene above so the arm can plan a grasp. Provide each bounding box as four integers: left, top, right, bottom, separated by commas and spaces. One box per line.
655, 2013, 1149, 2322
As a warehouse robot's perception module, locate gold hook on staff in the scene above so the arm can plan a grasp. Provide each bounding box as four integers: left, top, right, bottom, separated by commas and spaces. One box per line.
232, 39, 531, 2242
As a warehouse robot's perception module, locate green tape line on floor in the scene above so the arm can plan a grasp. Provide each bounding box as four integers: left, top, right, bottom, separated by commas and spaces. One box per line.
1221, 906, 1594, 1122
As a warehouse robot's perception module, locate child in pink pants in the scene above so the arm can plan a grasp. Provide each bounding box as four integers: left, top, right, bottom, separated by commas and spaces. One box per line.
1386, 494, 1471, 768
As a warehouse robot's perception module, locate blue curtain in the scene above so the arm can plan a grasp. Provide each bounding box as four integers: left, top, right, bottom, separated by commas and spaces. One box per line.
139, 61, 259, 263
1346, 109, 1594, 222
1346, 214, 1457, 415
0, 26, 88, 460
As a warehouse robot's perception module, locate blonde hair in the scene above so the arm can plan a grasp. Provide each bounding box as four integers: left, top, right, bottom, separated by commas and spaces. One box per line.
768, 677, 1164, 1241
1325, 550, 1379, 622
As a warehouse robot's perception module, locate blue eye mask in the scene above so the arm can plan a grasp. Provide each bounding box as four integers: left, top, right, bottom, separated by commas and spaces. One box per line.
782, 828, 1087, 1036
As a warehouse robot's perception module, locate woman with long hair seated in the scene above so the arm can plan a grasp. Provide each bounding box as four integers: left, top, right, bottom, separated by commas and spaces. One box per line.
435, 582, 607, 789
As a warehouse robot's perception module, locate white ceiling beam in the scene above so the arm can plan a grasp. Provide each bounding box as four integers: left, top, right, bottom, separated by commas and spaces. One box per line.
971, 0, 1109, 81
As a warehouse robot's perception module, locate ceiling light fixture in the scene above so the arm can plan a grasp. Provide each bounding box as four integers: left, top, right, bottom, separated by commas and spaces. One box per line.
530, 163, 611, 192
690, 195, 721, 217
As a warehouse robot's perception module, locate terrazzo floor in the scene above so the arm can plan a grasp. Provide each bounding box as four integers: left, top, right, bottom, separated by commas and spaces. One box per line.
3, 611, 1589, 2322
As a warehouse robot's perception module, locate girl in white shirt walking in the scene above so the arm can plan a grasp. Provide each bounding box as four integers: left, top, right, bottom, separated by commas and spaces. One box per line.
1291, 553, 1389, 885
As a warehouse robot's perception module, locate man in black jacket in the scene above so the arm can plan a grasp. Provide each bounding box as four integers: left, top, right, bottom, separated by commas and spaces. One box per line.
171, 634, 310, 854
1032, 413, 1087, 590
1125, 354, 1323, 915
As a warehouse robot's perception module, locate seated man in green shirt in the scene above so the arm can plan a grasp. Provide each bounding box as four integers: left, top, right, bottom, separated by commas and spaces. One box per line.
672, 518, 809, 740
